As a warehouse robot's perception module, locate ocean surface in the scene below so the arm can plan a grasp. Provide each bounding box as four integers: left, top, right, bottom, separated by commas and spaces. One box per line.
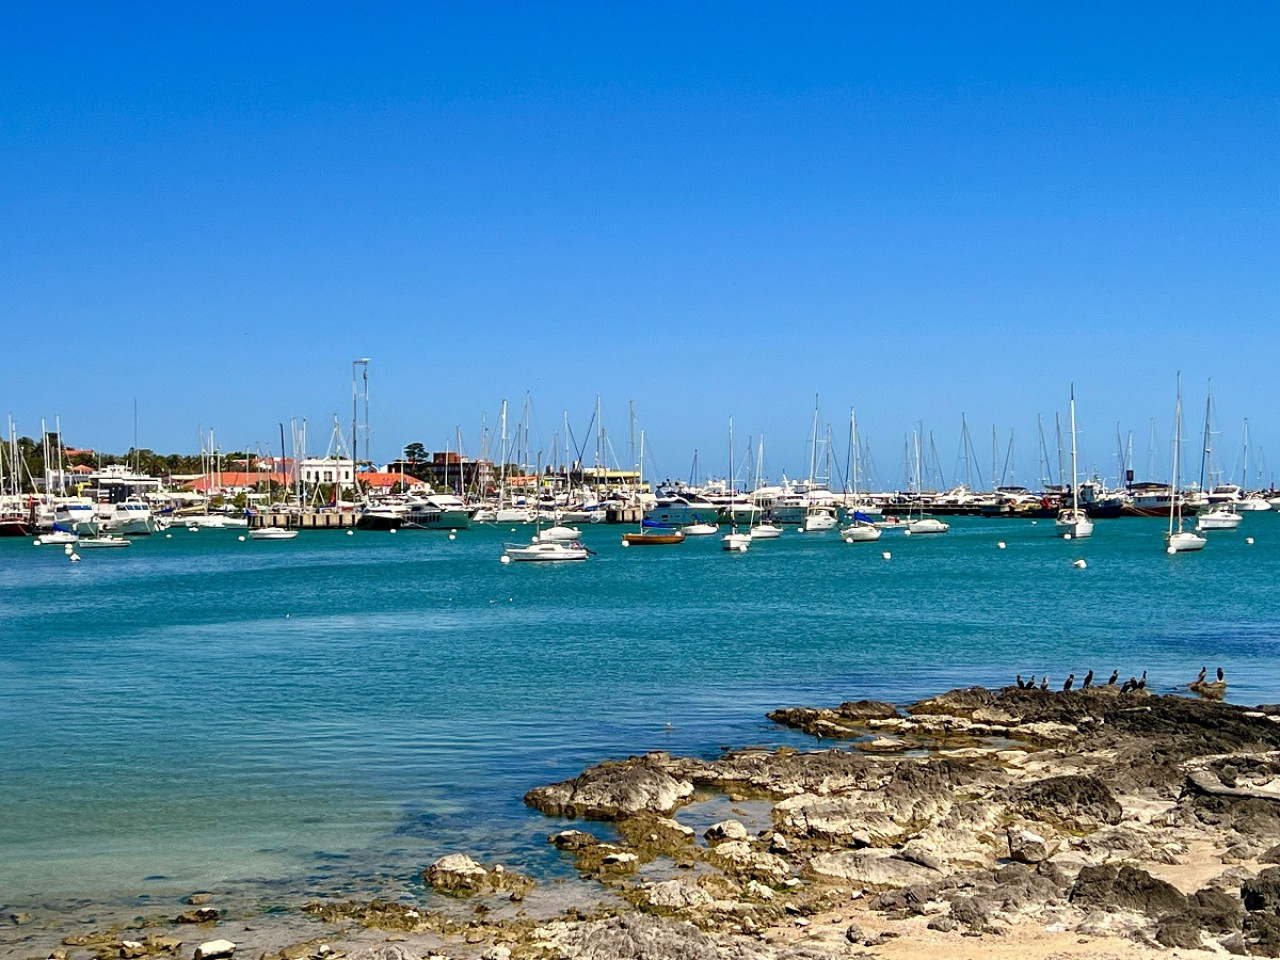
2, 514, 1278, 915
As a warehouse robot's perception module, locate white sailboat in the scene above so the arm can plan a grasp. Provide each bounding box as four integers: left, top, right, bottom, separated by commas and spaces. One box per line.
906, 430, 948, 534
1166, 374, 1206, 554
1195, 386, 1241, 532
721, 418, 751, 552
1054, 385, 1094, 539
840, 408, 882, 543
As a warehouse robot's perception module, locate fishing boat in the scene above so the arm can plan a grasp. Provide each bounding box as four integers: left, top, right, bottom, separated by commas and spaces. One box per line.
1054, 385, 1094, 539
250, 527, 299, 541
1166, 375, 1206, 554
1196, 502, 1242, 531
503, 539, 590, 561
624, 520, 686, 545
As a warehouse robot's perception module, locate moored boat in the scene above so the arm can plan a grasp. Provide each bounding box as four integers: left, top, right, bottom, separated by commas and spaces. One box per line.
503, 539, 589, 561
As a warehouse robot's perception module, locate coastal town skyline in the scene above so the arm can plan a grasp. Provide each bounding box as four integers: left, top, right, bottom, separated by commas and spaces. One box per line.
3, 4, 1276, 478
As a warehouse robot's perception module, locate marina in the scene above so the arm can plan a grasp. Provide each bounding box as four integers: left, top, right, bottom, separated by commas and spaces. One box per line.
3, 513, 1280, 933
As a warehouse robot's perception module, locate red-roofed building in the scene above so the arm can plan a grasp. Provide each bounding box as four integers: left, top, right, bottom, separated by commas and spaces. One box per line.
358, 471, 427, 494
183, 472, 290, 493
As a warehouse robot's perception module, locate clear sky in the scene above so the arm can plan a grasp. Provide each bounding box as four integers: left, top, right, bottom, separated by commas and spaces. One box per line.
3, 3, 1277, 487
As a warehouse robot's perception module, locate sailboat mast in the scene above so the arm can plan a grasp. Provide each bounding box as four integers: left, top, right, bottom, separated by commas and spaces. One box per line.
1171, 374, 1183, 536
1070, 384, 1080, 514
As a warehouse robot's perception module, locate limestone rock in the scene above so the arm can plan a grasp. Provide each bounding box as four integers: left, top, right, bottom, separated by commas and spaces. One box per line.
193, 941, 236, 960
1069, 864, 1188, 918
704, 819, 748, 843
524, 755, 694, 819
425, 853, 490, 894
644, 877, 715, 911
1007, 826, 1059, 864
1009, 775, 1123, 829
806, 849, 940, 888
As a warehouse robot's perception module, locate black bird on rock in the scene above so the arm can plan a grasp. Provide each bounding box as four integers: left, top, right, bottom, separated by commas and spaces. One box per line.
1082, 669, 1094, 689
1120, 676, 1137, 693
1197, 666, 1207, 684
1040, 676, 1049, 691
1218, 667, 1225, 682
1016, 674, 1025, 689
1137, 670, 1148, 690
1108, 669, 1119, 686
1026, 674, 1036, 689
1063, 673, 1075, 691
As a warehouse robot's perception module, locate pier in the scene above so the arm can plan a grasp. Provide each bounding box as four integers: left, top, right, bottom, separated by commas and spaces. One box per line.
249, 511, 358, 530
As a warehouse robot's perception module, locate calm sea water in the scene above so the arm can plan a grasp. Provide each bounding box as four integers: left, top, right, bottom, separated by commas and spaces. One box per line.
1, 515, 1278, 912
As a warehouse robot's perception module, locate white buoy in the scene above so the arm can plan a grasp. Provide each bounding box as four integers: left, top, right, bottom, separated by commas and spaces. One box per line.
285, 613, 290, 618
450, 528, 457, 533
188, 526, 198, 532
238, 535, 246, 542
1064, 533, 1072, 540
389, 528, 397, 534
997, 541, 1006, 549
165, 533, 172, 538
347, 529, 354, 536
1073, 559, 1087, 569
1247, 537, 1255, 545
508, 597, 514, 602
1031, 520, 1038, 525
500, 554, 512, 564
1167, 546, 1177, 555
845, 537, 854, 544
510, 527, 517, 532
621, 539, 630, 547
448, 533, 456, 540
903, 529, 912, 537
63, 543, 74, 554
32, 538, 42, 546
881, 551, 891, 560
69, 552, 81, 562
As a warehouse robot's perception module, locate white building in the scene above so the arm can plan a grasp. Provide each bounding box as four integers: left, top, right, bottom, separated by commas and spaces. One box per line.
300, 457, 355, 486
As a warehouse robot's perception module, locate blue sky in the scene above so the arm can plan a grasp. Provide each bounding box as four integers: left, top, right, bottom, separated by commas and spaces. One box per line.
2, 3, 1277, 487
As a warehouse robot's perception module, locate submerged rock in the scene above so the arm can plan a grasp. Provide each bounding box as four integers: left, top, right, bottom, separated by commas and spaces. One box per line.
525, 755, 694, 819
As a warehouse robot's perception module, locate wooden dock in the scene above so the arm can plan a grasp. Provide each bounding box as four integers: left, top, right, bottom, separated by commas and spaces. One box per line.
249, 511, 358, 530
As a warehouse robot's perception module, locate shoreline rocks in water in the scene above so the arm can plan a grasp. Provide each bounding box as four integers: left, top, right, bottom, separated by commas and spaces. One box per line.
18, 684, 1280, 959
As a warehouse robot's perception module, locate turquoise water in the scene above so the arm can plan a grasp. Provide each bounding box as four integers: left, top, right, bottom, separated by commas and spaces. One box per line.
1, 515, 1278, 911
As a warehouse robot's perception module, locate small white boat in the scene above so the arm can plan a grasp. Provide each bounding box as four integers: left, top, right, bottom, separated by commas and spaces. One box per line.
1196, 503, 1242, 531
801, 509, 838, 532
37, 530, 79, 545
78, 536, 131, 549
250, 527, 298, 540
721, 531, 751, 552
840, 523, 882, 543
683, 522, 719, 536
504, 540, 589, 561
1165, 375, 1205, 555
1054, 509, 1094, 539
749, 522, 783, 540
907, 518, 949, 534
1167, 530, 1207, 553
1237, 497, 1271, 512
537, 525, 583, 542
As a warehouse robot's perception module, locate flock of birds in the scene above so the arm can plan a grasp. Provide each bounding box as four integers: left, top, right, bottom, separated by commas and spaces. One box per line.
1014, 666, 1227, 698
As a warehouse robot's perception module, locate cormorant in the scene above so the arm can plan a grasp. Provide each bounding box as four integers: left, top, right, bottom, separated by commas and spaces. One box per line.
1136, 670, 1148, 690
1197, 666, 1207, 684
1218, 667, 1225, 682
1120, 676, 1137, 693
1108, 669, 1119, 685
1082, 669, 1094, 688
1063, 673, 1075, 691
1016, 674, 1025, 689
1040, 676, 1049, 691
1026, 675, 1036, 689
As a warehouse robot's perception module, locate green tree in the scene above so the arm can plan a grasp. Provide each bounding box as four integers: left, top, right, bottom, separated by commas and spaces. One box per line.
403, 442, 426, 463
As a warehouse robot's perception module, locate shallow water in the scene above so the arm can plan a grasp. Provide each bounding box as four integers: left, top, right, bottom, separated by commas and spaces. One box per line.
1, 514, 1277, 910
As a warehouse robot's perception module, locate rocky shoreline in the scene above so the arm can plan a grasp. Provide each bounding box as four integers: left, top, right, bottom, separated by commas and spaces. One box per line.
14, 684, 1280, 959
